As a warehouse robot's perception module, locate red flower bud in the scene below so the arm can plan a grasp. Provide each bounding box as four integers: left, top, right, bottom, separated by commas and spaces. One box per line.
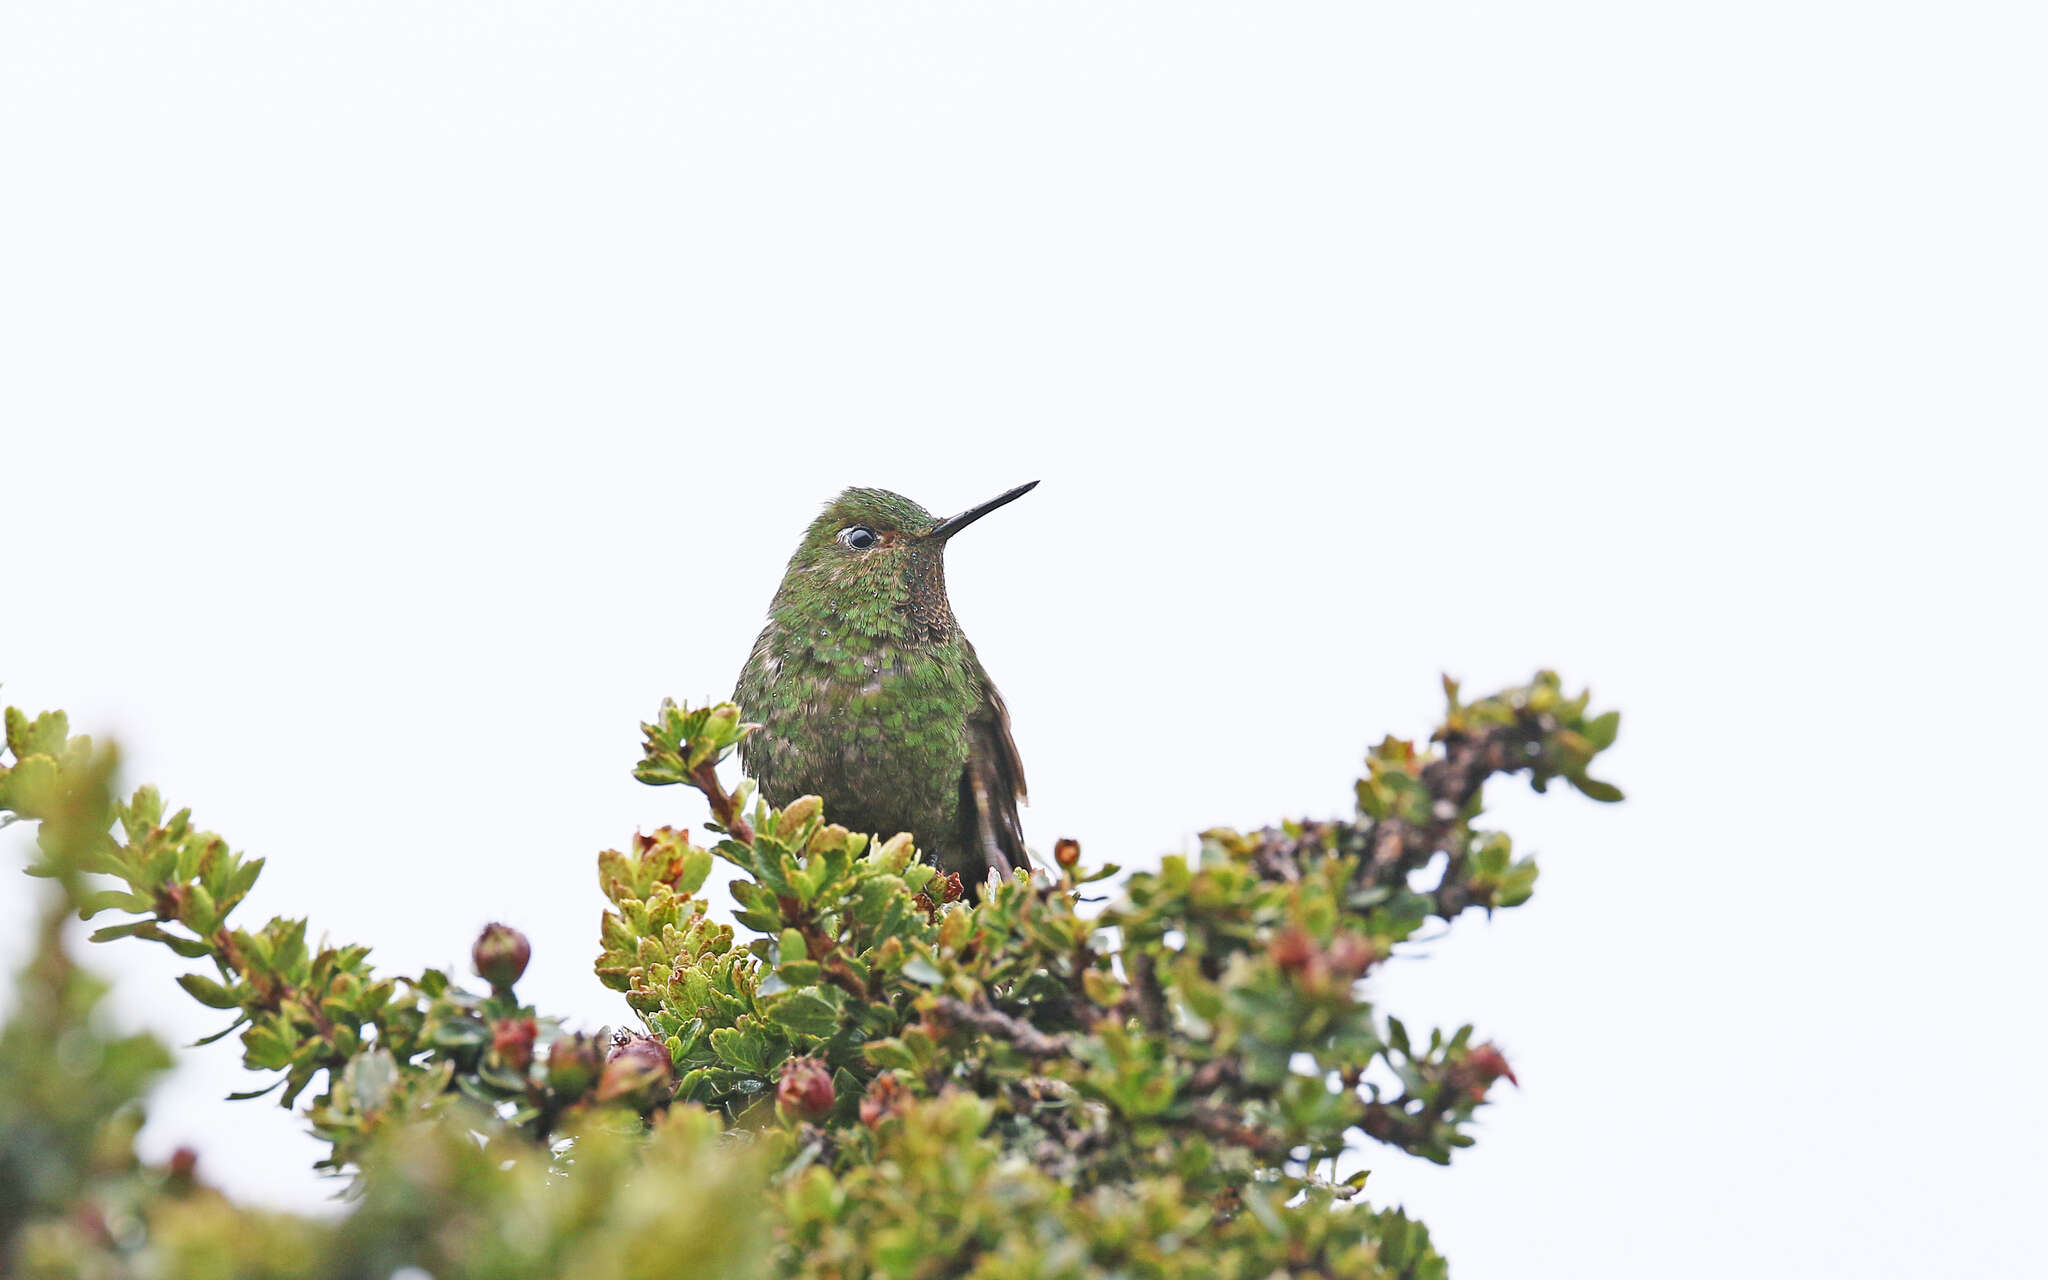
1327, 934, 1385, 981
859, 1071, 908, 1129
492, 1016, 538, 1071
546, 1032, 604, 1098
153, 883, 188, 920
777, 1056, 836, 1121
1466, 1043, 1517, 1087
596, 1032, 673, 1108
1270, 926, 1317, 976
1446, 1042, 1519, 1103
940, 872, 965, 903
167, 1146, 199, 1187
472, 922, 531, 991
1053, 838, 1081, 869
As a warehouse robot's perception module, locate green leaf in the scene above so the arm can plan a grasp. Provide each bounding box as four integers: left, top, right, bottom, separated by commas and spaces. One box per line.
710, 1026, 770, 1074
766, 990, 841, 1039
176, 972, 241, 1010
89, 920, 156, 943
901, 956, 944, 986
160, 934, 214, 960
1571, 776, 1625, 803
227, 857, 265, 901
1584, 710, 1621, 750
677, 847, 713, 895
430, 1019, 489, 1050
478, 1063, 529, 1093
190, 1016, 248, 1047
777, 961, 821, 987
778, 928, 808, 966
119, 785, 164, 839
673, 1067, 712, 1102
75, 889, 151, 919
184, 882, 219, 934
862, 1038, 920, 1072
793, 856, 830, 903
5, 707, 70, 759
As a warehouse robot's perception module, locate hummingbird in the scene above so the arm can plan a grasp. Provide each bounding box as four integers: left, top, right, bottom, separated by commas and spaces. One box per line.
735, 482, 1037, 892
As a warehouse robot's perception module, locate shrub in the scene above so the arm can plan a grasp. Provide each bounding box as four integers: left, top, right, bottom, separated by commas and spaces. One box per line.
0, 671, 1618, 1278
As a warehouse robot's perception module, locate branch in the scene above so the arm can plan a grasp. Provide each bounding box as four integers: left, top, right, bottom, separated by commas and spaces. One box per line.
1190, 1102, 1295, 1160
1125, 951, 1168, 1036
927, 997, 1068, 1059
689, 761, 754, 843
1363, 724, 1519, 882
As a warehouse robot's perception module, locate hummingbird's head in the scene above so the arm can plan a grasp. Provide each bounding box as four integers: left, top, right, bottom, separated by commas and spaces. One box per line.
773, 482, 1038, 638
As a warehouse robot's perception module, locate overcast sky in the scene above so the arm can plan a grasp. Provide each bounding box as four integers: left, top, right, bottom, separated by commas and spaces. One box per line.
2, 3, 2042, 1276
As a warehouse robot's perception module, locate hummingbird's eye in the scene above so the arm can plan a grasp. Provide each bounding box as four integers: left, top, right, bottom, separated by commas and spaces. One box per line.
840, 526, 879, 550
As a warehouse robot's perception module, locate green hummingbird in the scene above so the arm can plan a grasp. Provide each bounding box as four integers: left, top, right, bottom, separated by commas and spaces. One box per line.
735, 482, 1037, 891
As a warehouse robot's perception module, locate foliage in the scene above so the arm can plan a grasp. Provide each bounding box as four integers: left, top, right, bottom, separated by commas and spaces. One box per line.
0, 672, 1619, 1278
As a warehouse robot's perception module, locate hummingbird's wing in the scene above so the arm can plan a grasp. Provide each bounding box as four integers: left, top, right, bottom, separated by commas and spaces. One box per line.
963, 680, 1029, 884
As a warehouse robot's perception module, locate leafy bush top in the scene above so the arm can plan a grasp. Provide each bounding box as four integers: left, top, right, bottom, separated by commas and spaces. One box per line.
0, 671, 1618, 1279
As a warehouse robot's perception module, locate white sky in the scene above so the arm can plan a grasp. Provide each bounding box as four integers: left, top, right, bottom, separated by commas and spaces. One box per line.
2, 3, 2042, 1276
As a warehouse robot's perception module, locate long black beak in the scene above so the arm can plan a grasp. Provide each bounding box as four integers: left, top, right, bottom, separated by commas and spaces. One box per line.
928, 481, 1039, 542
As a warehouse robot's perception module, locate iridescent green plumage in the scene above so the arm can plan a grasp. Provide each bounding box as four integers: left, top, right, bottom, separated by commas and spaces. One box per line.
735, 484, 1034, 890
